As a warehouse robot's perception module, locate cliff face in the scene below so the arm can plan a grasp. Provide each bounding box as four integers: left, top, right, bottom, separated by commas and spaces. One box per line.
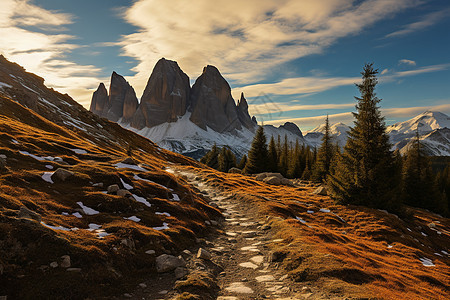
90, 59, 257, 134
189, 65, 242, 133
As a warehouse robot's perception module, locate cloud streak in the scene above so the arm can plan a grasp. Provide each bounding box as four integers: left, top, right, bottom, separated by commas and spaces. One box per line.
0, 0, 104, 107
119, 0, 421, 95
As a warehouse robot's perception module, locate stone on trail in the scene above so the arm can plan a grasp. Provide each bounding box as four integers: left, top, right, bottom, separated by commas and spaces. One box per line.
174, 266, 188, 279
155, 254, 185, 273
60, 255, 71, 268
239, 262, 258, 269
312, 186, 328, 195
197, 248, 212, 260
256, 274, 275, 282
225, 282, 254, 294
107, 184, 120, 194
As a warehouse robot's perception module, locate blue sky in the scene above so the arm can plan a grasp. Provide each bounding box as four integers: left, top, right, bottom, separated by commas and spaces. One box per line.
0, 0, 449, 131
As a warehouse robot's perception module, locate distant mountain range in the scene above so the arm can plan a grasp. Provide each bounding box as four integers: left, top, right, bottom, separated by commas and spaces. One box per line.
304, 111, 450, 156
90, 58, 307, 158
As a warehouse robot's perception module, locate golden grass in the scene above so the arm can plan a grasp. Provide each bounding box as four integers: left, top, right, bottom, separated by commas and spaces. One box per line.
183, 166, 450, 300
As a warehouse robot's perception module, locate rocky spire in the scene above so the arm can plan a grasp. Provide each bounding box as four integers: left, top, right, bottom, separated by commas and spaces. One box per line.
236, 92, 256, 131
131, 58, 190, 129
189, 65, 241, 133
105, 72, 137, 122
89, 83, 108, 116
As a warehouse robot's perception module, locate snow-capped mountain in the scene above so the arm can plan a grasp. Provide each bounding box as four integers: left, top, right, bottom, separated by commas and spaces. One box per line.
304, 122, 350, 148
304, 111, 450, 156
387, 111, 450, 156
90, 58, 308, 159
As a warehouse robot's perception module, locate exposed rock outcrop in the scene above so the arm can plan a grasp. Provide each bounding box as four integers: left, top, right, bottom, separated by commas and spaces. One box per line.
89, 83, 108, 116
106, 72, 138, 122
237, 92, 256, 131
189, 65, 242, 133
279, 122, 303, 138
132, 58, 190, 129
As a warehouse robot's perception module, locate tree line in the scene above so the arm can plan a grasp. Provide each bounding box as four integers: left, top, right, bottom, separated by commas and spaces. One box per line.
201, 63, 449, 217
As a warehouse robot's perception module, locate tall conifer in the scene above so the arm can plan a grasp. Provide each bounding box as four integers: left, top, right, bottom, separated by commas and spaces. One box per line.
244, 126, 268, 174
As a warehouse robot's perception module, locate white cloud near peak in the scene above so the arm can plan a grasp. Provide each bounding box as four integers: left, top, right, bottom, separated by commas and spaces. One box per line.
398, 59, 416, 66
119, 0, 421, 95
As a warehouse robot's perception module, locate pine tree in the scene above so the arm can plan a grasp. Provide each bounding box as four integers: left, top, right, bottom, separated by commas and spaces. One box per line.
217, 147, 237, 172
267, 136, 278, 172
244, 126, 269, 174
312, 115, 334, 182
402, 130, 441, 211
328, 63, 400, 211
200, 143, 219, 169
237, 154, 247, 170
288, 140, 302, 178
278, 135, 289, 176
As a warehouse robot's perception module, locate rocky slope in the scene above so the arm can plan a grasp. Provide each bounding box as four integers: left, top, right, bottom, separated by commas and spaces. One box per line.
90, 58, 309, 159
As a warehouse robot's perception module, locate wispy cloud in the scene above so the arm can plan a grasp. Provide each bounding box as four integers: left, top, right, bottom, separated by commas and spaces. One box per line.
398, 59, 416, 66
119, 0, 421, 95
386, 9, 450, 38
249, 102, 355, 116
0, 0, 105, 107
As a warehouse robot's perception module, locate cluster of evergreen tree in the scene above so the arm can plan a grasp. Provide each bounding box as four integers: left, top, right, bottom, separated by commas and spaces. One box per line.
200, 63, 449, 216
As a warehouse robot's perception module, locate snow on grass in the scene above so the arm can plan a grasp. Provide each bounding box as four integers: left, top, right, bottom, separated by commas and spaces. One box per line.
132, 194, 151, 207
88, 223, 101, 230
319, 208, 331, 213
434, 252, 443, 257
41, 222, 71, 231
307, 210, 314, 214
442, 250, 449, 255
42, 172, 54, 183
331, 212, 346, 223
62, 212, 69, 216
120, 178, 133, 190
70, 148, 88, 154
0, 82, 12, 89
133, 174, 171, 190
296, 216, 307, 224
20, 150, 50, 161
11, 139, 19, 144
45, 164, 54, 170
77, 201, 99, 215
155, 212, 171, 217
172, 194, 180, 201
419, 257, 435, 267
114, 162, 147, 172
152, 222, 169, 231
387, 245, 393, 249
124, 216, 141, 222
72, 212, 82, 218
421, 232, 428, 237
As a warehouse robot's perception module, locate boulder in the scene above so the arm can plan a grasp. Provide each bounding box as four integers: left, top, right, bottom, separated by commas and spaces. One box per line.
312, 186, 328, 195
107, 184, 120, 194
60, 255, 71, 268
228, 167, 242, 174
51, 168, 74, 182
117, 189, 132, 197
155, 254, 186, 273
263, 176, 281, 186
281, 178, 294, 186
197, 248, 212, 260
174, 266, 188, 279
18, 206, 41, 222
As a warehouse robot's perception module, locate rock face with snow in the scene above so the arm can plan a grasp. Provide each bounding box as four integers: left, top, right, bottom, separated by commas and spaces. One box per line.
189, 65, 242, 133
304, 122, 350, 148
132, 58, 191, 129
89, 58, 311, 159
387, 111, 450, 156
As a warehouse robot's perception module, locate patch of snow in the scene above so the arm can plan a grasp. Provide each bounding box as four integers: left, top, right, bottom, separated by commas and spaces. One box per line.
62, 212, 69, 216
331, 212, 346, 222
42, 172, 54, 183
72, 212, 82, 218
419, 257, 435, 267
114, 162, 147, 172
0, 82, 12, 89
441, 250, 449, 255
124, 216, 141, 222
71, 148, 88, 155
172, 194, 180, 201
77, 202, 99, 215
20, 150, 50, 161
307, 210, 314, 214
88, 223, 102, 230
319, 208, 331, 213
45, 164, 54, 170
434, 252, 443, 257
120, 178, 133, 190
132, 194, 151, 207
41, 222, 71, 231
387, 245, 393, 249
11, 139, 19, 144
155, 212, 171, 217
407, 228, 412, 232
421, 232, 428, 237
153, 222, 169, 231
